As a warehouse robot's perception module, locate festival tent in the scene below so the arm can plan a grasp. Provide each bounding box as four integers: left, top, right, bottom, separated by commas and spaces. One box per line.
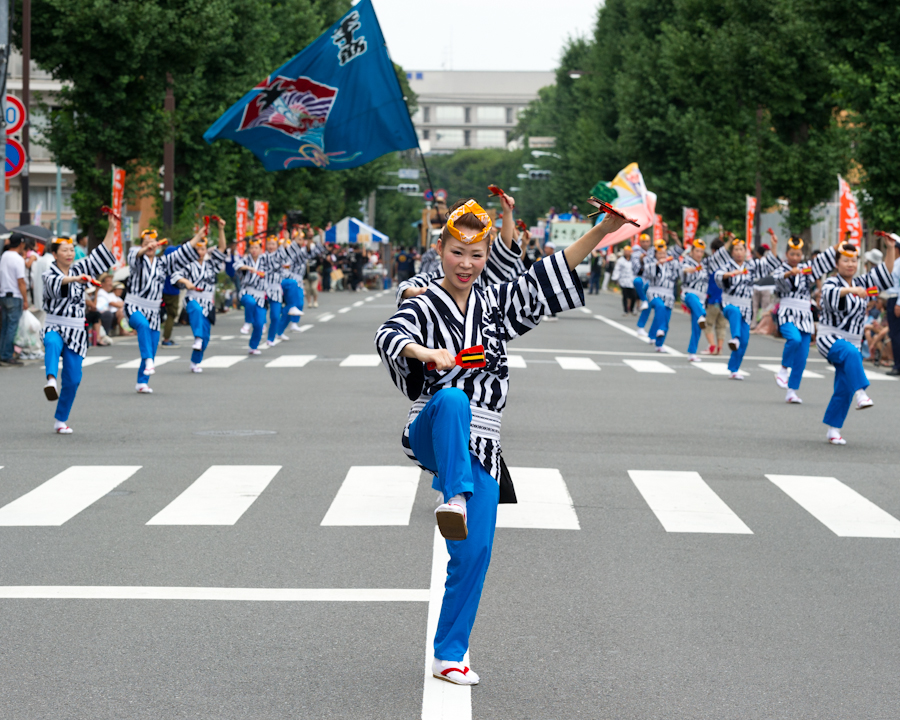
325, 217, 389, 244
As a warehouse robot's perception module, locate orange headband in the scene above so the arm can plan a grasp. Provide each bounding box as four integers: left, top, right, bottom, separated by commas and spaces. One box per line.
692, 238, 706, 250
731, 237, 745, 248
54, 236, 75, 245
640, 233, 650, 242
653, 239, 667, 251
446, 200, 492, 245
141, 229, 158, 241
787, 237, 804, 250
838, 245, 859, 259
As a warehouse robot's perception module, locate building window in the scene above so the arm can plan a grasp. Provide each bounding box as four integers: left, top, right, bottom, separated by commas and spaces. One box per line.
423, 106, 431, 123
423, 129, 430, 140
465, 107, 471, 124
477, 129, 507, 148
464, 130, 471, 147
477, 106, 506, 125
506, 107, 514, 124
434, 129, 464, 148
435, 105, 465, 123
415, 72, 423, 80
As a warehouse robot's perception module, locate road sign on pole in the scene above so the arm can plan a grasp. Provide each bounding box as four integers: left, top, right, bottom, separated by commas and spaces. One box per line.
5, 137, 26, 178
5, 95, 25, 135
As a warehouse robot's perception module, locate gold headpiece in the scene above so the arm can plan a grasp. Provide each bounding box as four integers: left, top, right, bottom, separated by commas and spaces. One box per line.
692, 238, 706, 250
54, 236, 75, 245
731, 237, 745, 247
446, 200, 492, 245
141, 229, 158, 241
838, 244, 859, 259
653, 238, 667, 251
640, 233, 650, 242
248, 237, 262, 246
787, 237, 804, 250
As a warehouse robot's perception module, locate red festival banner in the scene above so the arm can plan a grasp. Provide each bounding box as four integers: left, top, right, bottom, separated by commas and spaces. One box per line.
653, 214, 663, 243
253, 200, 269, 239
745, 195, 757, 245
682, 207, 698, 244
110, 166, 126, 269
235, 197, 248, 255
838, 175, 862, 247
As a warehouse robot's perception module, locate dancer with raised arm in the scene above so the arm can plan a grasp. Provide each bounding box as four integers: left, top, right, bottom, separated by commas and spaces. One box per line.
680, 238, 709, 361
170, 217, 228, 373
643, 237, 681, 352
41, 212, 119, 433
770, 235, 837, 403
817, 240, 897, 444
125, 227, 205, 393
375, 198, 628, 686
234, 236, 268, 354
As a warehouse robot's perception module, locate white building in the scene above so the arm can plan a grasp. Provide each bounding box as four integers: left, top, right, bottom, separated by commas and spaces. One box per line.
406, 70, 554, 153
5, 50, 77, 233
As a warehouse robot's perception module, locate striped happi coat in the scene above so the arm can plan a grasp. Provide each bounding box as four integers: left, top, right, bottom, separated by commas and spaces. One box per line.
125, 243, 198, 331
680, 256, 710, 302
711, 246, 780, 323
771, 246, 837, 334
41, 244, 116, 357
234, 248, 290, 305
394, 239, 522, 307
419, 247, 441, 275
376, 251, 583, 483
817, 262, 894, 358
282, 242, 323, 284
644, 257, 681, 309
170, 248, 226, 319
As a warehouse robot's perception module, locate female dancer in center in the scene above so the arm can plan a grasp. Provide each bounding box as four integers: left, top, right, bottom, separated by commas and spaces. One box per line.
770, 235, 837, 403
711, 236, 780, 379
170, 217, 227, 373
375, 198, 628, 685
680, 238, 709, 362
644, 237, 681, 352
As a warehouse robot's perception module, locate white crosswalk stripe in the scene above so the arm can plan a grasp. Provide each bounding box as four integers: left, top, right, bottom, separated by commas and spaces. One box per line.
321, 466, 421, 526
339, 354, 381, 367
507, 354, 527, 368
496, 468, 580, 529
200, 356, 246, 368
81, 356, 111, 367
623, 359, 676, 374
555, 356, 600, 371
265, 355, 317, 367
147, 466, 281, 526
693, 362, 746, 376
758, 363, 823, 379
116, 356, 179, 369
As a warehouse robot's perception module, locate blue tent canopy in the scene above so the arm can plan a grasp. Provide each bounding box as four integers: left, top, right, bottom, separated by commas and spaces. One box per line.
325, 217, 388, 244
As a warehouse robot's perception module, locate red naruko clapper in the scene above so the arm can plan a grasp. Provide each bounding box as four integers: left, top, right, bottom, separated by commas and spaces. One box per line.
586, 196, 640, 227
426, 345, 486, 371
100, 205, 121, 222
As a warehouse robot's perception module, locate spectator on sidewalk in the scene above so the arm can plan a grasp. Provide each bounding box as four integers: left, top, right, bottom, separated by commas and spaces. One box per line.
611, 245, 637, 315
588, 248, 604, 294
886, 254, 900, 376
73, 234, 88, 261
160, 244, 181, 346
96, 273, 124, 338
0, 233, 29, 366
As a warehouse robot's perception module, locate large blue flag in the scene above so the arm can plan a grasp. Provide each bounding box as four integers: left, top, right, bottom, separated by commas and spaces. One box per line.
204, 0, 418, 170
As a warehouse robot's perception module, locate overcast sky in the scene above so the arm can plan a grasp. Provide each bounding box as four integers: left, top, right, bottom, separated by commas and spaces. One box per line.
369, 0, 601, 72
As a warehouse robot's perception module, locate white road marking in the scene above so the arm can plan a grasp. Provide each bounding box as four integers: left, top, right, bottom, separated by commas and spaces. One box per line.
693, 363, 746, 376
556, 356, 600, 371
592, 313, 685, 356
338, 307, 352, 314
0, 466, 142, 526
220, 335, 235, 340
422, 527, 472, 720
864, 372, 898, 382
580, 307, 593, 314
365, 296, 375, 302
628, 470, 753, 534
515, 347, 680, 358
321, 466, 420, 526
623, 359, 676, 374
353, 301, 365, 307
340, 354, 381, 367
0, 586, 429, 602
318, 313, 335, 322
201, 356, 246, 368
766, 475, 900, 538
265, 355, 317, 368
146, 466, 281, 526
496, 468, 580, 529
758, 363, 823, 379
507, 354, 527, 368
116, 356, 179, 369
297, 324, 314, 332
81, 356, 111, 367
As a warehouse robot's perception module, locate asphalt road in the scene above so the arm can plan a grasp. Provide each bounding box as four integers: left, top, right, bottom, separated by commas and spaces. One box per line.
1, 286, 898, 720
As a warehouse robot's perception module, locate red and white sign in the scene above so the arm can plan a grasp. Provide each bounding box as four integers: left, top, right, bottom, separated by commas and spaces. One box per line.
653, 214, 663, 243
745, 195, 757, 245
682, 207, 699, 244
5, 95, 25, 135
5, 137, 25, 179
838, 174, 862, 248
110, 166, 126, 269
235, 197, 248, 254
253, 200, 269, 239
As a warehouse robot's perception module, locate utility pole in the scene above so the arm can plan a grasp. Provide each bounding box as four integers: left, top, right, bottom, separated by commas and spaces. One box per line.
19, 0, 29, 225
163, 73, 174, 229
0, 0, 8, 226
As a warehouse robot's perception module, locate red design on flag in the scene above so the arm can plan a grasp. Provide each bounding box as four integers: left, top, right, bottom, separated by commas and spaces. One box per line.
653, 214, 663, 243
110, 167, 126, 269
745, 196, 757, 245
253, 200, 269, 239
682, 207, 699, 243
838, 175, 862, 248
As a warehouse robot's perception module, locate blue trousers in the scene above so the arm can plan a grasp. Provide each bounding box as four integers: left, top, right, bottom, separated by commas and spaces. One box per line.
408, 388, 499, 663
277, 279, 304, 336
267, 301, 282, 342
634, 277, 650, 327
780, 322, 811, 391
722, 304, 750, 372
127, 310, 160, 384
241, 295, 266, 349
824, 339, 869, 429
185, 300, 211, 364
648, 298, 671, 347
684, 292, 706, 354
43, 330, 83, 422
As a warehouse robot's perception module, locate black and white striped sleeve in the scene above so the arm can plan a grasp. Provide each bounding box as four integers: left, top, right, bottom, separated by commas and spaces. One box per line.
810, 246, 837, 279
72, 243, 115, 278
374, 303, 427, 398
707, 245, 731, 272
162, 242, 199, 274
860, 262, 894, 291
821, 278, 844, 313
396, 271, 440, 307
483, 238, 522, 284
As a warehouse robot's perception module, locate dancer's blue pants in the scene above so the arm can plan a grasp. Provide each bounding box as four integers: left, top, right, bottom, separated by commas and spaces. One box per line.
648, 298, 671, 348
824, 339, 869, 429
722, 304, 750, 373
408, 388, 499, 663
276, 279, 305, 335
684, 292, 706, 355
127, 310, 160, 385
267, 301, 282, 342
186, 300, 211, 364
43, 330, 83, 422
241, 295, 266, 349
780, 322, 811, 391
634, 277, 650, 327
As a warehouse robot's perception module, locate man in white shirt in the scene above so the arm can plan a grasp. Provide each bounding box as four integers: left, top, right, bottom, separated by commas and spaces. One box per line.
0, 233, 29, 365
95, 273, 124, 336
611, 245, 637, 315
